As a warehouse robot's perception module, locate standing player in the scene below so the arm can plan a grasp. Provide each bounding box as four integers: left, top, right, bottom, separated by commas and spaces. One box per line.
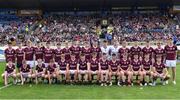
4, 42, 16, 63
164, 39, 177, 85
108, 54, 120, 86
81, 42, 92, 61
54, 43, 63, 64
89, 52, 100, 83
15, 43, 24, 71
67, 54, 78, 83
130, 41, 142, 60
78, 53, 89, 83
130, 54, 143, 86
142, 41, 154, 62
100, 40, 111, 59
57, 54, 68, 82
119, 40, 130, 60
91, 42, 101, 59
99, 53, 109, 86
46, 59, 57, 84
18, 60, 32, 85
33, 59, 46, 84
34, 42, 44, 65
141, 54, 153, 86
62, 41, 70, 61
23, 41, 34, 68
43, 42, 54, 67
119, 54, 132, 86
1, 59, 16, 86
69, 41, 81, 59
154, 41, 165, 63
152, 56, 170, 86
110, 40, 120, 59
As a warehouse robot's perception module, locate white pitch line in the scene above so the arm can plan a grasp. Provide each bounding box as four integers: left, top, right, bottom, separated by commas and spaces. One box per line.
0, 84, 12, 90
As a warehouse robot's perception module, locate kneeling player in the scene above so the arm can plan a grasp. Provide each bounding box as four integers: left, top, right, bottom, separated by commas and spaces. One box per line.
142, 54, 153, 86
89, 53, 100, 83
33, 59, 46, 84
57, 54, 68, 82
18, 60, 32, 85
1, 59, 16, 86
99, 53, 109, 86
130, 54, 144, 86
78, 53, 89, 83
120, 54, 132, 86
67, 54, 78, 83
152, 56, 170, 86
46, 59, 57, 84
108, 54, 120, 86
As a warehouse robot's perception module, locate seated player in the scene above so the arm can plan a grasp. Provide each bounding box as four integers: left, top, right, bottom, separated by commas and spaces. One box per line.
45, 59, 57, 84
141, 54, 153, 86
18, 60, 32, 85
89, 52, 100, 83
67, 54, 78, 83
152, 56, 170, 86
99, 53, 109, 86
33, 59, 46, 84
78, 53, 89, 83
57, 54, 68, 82
130, 54, 143, 86
108, 54, 120, 86
1, 59, 16, 86
119, 54, 132, 86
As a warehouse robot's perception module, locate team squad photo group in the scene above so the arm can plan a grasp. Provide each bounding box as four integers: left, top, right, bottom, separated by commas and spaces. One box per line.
1, 39, 177, 87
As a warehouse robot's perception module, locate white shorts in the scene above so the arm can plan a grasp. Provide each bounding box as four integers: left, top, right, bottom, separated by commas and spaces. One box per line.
36, 72, 44, 77
27, 61, 35, 68
44, 63, 49, 68
91, 71, 98, 74
69, 70, 77, 74
21, 72, 30, 78
166, 60, 176, 67
79, 70, 88, 74
59, 70, 66, 74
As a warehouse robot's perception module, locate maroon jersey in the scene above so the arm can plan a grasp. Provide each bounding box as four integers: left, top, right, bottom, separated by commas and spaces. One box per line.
154, 48, 165, 62
109, 60, 120, 72
43, 48, 54, 63
164, 45, 177, 60
120, 59, 130, 71
79, 59, 88, 70
15, 48, 24, 64
131, 60, 141, 71
90, 58, 99, 71
70, 46, 81, 59
119, 47, 130, 59
20, 64, 31, 73
5, 64, 15, 73
36, 63, 45, 73
99, 59, 109, 70
23, 47, 34, 61
153, 63, 165, 74
81, 47, 92, 60
58, 60, 67, 70
142, 47, 154, 59
34, 47, 44, 60
54, 48, 63, 62
130, 46, 141, 59
4, 48, 16, 63
91, 47, 101, 58
142, 60, 152, 71
62, 48, 70, 60
47, 64, 56, 73
68, 59, 78, 70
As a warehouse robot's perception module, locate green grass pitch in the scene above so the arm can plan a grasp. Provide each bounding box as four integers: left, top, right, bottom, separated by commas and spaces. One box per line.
0, 62, 180, 99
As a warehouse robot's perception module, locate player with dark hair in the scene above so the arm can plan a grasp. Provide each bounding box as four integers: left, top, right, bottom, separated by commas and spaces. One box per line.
91, 42, 101, 59
4, 42, 16, 63
69, 41, 81, 59
46, 59, 57, 84
23, 41, 34, 68
130, 41, 142, 60
43, 42, 54, 67
34, 42, 44, 66
119, 40, 130, 60
15, 43, 24, 70
81, 42, 92, 61
142, 40, 154, 62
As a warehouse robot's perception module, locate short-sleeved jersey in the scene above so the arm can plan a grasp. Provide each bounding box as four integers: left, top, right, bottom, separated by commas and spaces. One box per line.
34, 47, 44, 60
23, 47, 34, 61
89, 58, 99, 71
153, 63, 165, 74
16, 48, 24, 64
91, 47, 101, 58
142, 47, 154, 59
61, 48, 70, 60
70, 46, 81, 59
120, 59, 130, 71
153, 48, 165, 62
4, 48, 16, 63
36, 63, 45, 73
5, 64, 15, 73
79, 59, 88, 70
20, 64, 31, 73
164, 45, 177, 60
109, 60, 120, 72
119, 47, 130, 59
81, 47, 92, 60
47, 64, 56, 73
99, 59, 109, 70
54, 48, 63, 62
130, 46, 141, 60
58, 59, 67, 70
43, 48, 54, 63
131, 60, 141, 71
142, 60, 152, 71
68, 59, 78, 70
